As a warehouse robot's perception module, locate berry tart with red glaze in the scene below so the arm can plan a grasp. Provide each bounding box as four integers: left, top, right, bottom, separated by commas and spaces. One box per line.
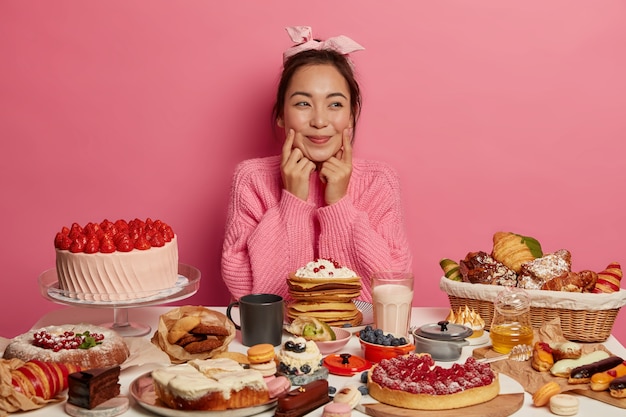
367, 353, 499, 410
54, 218, 178, 301
3, 324, 129, 370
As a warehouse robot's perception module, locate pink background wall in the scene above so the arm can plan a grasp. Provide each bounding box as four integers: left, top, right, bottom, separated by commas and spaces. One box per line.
2, 1, 625, 343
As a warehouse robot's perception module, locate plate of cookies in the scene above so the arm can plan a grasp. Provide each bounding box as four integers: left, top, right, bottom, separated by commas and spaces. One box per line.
151, 306, 236, 364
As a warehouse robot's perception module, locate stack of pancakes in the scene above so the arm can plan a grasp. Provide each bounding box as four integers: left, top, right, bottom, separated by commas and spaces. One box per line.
286, 272, 363, 327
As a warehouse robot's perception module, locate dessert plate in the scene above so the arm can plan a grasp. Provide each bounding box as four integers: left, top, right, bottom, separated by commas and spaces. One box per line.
344, 300, 374, 333
130, 372, 278, 417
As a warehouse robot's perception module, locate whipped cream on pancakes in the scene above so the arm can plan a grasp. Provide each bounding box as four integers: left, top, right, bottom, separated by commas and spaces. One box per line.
294, 258, 357, 279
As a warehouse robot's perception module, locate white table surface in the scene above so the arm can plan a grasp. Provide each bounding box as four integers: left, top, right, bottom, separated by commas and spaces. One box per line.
16, 306, 626, 416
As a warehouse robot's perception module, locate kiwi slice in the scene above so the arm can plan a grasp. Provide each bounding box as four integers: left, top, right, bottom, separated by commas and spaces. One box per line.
302, 320, 336, 341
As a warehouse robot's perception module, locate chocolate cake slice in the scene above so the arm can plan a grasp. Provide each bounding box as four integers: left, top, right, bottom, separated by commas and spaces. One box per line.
67, 366, 121, 409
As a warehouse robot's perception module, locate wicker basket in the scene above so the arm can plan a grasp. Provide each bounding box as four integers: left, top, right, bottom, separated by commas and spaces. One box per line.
439, 277, 626, 342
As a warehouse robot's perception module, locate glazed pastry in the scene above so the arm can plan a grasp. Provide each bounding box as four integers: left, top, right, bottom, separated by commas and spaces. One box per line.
590, 360, 626, 391
532, 381, 560, 407
609, 375, 626, 398
568, 355, 624, 384
550, 342, 582, 361
549, 394, 579, 416
531, 342, 554, 372
518, 249, 571, 290
459, 251, 517, 286
275, 379, 331, 417
550, 350, 610, 377
593, 262, 623, 293
491, 231, 543, 274
542, 270, 598, 293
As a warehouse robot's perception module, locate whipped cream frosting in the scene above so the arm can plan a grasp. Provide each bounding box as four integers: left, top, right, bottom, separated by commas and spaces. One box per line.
56, 236, 179, 301
277, 337, 322, 375
152, 358, 266, 400
294, 258, 357, 279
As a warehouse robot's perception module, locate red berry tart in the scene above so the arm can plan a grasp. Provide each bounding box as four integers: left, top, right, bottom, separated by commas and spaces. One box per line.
367, 354, 499, 410
3, 324, 129, 370
54, 218, 178, 301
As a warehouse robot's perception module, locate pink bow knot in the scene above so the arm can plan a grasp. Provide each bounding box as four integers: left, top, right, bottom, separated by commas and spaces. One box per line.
283, 26, 364, 63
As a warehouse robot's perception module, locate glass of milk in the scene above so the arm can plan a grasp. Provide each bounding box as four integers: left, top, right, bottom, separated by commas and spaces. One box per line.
371, 271, 414, 337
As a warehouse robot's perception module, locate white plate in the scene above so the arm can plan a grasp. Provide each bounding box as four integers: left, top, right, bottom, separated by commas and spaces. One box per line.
130, 372, 277, 417
343, 300, 374, 333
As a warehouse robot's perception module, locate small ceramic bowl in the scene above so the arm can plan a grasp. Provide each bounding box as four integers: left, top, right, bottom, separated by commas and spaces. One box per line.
315, 327, 352, 354
358, 337, 415, 362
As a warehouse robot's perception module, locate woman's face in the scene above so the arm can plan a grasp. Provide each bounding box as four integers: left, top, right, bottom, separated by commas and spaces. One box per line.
278, 64, 352, 163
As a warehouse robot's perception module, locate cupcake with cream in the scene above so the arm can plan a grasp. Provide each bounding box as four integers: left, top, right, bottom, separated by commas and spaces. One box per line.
277, 337, 328, 385
445, 306, 485, 338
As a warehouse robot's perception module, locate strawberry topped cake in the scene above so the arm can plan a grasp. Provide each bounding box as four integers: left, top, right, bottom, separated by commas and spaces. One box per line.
367, 354, 499, 410
54, 218, 178, 301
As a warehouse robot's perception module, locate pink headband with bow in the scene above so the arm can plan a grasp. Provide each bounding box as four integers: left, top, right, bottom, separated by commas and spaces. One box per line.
282, 26, 364, 63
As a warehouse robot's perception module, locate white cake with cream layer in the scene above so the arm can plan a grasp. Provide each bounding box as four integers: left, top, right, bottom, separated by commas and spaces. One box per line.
56, 236, 178, 301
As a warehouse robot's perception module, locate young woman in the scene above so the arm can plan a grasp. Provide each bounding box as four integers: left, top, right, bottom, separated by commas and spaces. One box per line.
221, 27, 412, 302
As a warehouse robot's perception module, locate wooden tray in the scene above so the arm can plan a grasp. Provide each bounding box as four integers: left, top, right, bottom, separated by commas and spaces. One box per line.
473, 345, 626, 409
356, 393, 523, 417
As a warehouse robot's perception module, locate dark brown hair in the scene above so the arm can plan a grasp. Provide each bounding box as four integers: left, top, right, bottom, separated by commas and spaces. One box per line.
272, 48, 362, 138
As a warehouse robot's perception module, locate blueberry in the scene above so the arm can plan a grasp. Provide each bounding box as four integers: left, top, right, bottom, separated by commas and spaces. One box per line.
360, 371, 369, 383
328, 386, 337, 395
358, 386, 369, 395
300, 364, 311, 374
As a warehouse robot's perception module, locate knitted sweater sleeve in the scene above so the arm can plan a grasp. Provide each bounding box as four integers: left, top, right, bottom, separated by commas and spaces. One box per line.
221, 157, 317, 300
316, 161, 413, 301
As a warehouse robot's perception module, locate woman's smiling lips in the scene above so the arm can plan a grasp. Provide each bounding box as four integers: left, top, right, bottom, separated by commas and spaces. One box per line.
307, 135, 332, 144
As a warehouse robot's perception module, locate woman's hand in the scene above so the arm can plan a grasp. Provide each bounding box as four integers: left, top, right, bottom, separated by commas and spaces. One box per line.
281, 129, 316, 201
319, 128, 353, 205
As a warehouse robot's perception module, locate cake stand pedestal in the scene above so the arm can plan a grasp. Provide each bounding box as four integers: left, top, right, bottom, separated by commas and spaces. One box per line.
38, 263, 201, 337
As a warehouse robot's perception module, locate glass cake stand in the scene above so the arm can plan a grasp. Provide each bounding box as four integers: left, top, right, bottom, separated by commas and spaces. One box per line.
38, 263, 201, 337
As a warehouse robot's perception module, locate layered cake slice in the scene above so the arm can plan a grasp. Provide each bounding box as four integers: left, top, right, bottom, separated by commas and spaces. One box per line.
67, 366, 121, 409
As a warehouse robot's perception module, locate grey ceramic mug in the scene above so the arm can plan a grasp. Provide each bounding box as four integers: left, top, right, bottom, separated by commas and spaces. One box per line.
226, 293, 284, 346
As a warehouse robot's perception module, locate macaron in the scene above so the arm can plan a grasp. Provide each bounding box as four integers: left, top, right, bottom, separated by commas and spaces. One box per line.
333, 385, 362, 409
249, 360, 277, 377
322, 401, 352, 417
267, 375, 291, 399
247, 343, 275, 364
549, 394, 579, 416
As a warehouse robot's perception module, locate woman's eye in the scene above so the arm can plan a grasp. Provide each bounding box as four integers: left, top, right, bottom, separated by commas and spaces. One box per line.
295, 101, 310, 107
330, 102, 344, 108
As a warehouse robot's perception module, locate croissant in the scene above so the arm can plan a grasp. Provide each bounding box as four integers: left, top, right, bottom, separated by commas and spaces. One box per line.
11, 359, 81, 400
542, 270, 597, 293
593, 262, 623, 293
491, 232, 543, 273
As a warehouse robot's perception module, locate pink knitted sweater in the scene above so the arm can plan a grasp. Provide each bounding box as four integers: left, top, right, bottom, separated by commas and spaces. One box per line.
221, 155, 412, 302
